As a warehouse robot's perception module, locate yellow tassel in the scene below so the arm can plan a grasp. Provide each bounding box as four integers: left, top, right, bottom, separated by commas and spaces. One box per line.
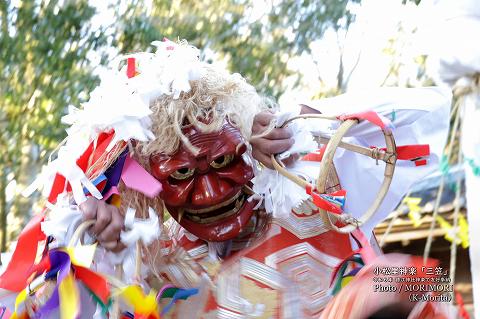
403, 197, 422, 227
118, 285, 159, 318
459, 214, 470, 249
59, 274, 79, 319
109, 194, 122, 208
10, 288, 27, 319
63, 243, 97, 268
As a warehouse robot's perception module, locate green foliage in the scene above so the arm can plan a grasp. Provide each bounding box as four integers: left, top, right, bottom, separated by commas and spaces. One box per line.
269, 0, 359, 54
0, 0, 108, 250
1, 1, 101, 166
113, 0, 360, 99
403, 0, 422, 5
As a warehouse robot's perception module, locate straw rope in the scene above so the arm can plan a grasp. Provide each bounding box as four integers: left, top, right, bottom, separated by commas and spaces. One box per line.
86, 142, 127, 180
445, 75, 479, 299
452, 73, 480, 97
423, 94, 464, 263
379, 190, 411, 248
449, 144, 463, 298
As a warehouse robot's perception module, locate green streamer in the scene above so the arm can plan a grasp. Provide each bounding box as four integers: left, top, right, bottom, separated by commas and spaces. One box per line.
440, 155, 450, 175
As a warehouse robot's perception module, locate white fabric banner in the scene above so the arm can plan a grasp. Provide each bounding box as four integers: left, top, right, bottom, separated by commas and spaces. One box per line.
303, 86, 451, 236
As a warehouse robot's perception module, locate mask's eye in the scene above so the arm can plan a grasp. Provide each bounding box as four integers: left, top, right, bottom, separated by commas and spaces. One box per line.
170, 167, 195, 180
210, 154, 234, 169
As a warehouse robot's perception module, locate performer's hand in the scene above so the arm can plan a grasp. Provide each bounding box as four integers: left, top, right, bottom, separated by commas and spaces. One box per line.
79, 197, 125, 252
251, 106, 321, 169
250, 111, 296, 169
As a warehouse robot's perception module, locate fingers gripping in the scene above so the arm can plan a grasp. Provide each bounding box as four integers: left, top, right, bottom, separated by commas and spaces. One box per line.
79, 197, 126, 251
97, 207, 123, 243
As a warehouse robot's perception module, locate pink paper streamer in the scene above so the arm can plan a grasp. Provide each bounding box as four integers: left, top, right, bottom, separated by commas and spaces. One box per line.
121, 157, 162, 198
102, 186, 119, 202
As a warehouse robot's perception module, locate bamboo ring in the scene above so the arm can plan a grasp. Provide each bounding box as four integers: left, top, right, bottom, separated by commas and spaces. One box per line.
271, 114, 397, 233
69, 219, 96, 247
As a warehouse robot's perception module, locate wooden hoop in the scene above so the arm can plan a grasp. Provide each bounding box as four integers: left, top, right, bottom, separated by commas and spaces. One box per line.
271, 114, 397, 234
69, 219, 95, 247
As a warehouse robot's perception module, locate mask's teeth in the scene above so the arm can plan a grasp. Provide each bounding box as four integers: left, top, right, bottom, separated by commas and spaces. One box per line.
235, 196, 244, 209
242, 185, 254, 195
178, 208, 184, 223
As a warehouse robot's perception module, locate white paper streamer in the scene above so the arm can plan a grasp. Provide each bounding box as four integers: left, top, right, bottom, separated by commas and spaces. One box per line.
93, 207, 161, 286
251, 105, 318, 218
41, 196, 85, 246
120, 207, 161, 246
252, 161, 320, 218
23, 40, 203, 205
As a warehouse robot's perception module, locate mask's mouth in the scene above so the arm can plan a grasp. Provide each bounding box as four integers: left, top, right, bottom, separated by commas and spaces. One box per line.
167, 184, 257, 242
182, 190, 247, 224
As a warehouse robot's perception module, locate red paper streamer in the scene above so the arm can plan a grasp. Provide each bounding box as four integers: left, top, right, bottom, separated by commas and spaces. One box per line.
47, 131, 116, 204
306, 186, 345, 215
301, 146, 327, 162
127, 58, 136, 79
74, 265, 110, 305
371, 144, 430, 166
0, 212, 47, 291
338, 110, 391, 130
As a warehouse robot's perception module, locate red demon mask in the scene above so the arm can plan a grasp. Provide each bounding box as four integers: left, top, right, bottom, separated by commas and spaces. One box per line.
150, 121, 256, 242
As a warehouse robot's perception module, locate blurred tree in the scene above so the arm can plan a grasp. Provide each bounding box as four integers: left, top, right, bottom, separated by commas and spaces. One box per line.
0, 0, 110, 252
113, 0, 361, 99
380, 21, 434, 88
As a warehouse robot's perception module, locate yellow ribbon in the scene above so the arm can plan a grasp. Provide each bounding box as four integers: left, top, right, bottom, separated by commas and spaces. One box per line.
109, 194, 122, 208
403, 197, 422, 227
9, 288, 27, 318
340, 276, 354, 288
59, 273, 80, 319
63, 243, 97, 268
118, 285, 159, 318
436, 215, 456, 243
459, 214, 470, 249
436, 214, 469, 248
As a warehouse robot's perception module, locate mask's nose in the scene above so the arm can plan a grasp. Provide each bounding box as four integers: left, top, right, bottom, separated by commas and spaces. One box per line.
195, 155, 210, 174
191, 173, 235, 207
